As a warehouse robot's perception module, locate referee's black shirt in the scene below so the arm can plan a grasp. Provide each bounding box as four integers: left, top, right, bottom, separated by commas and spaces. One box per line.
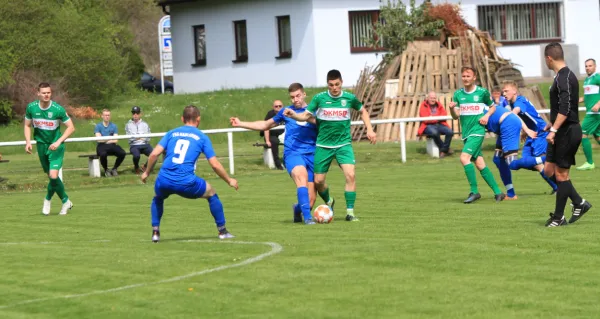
549, 66, 579, 126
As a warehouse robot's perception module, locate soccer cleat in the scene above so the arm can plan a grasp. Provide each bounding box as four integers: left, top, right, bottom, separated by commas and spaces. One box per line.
152, 230, 160, 243
463, 193, 481, 204
345, 214, 360, 222
42, 199, 51, 216
569, 199, 592, 224
545, 213, 567, 227
304, 219, 316, 225
292, 204, 303, 223
576, 162, 595, 170
505, 195, 518, 200
111, 169, 119, 177
59, 200, 73, 215
495, 193, 506, 202
105, 170, 112, 177
328, 197, 335, 212
218, 227, 235, 239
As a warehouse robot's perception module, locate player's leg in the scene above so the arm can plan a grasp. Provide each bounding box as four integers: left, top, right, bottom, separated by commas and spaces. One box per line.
336, 144, 358, 221
285, 154, 312, 223
37, 143, 53, 215
130, 145, 142, 172
150, 178, 170, 242
509, 139, 541, 171
47, 144, 72, 215
492, 133, 515, 198
460, 138, 480, 202
313, 147, 335, 208
473, 154, 505, 201
576, 116, 596, 170
497, 119, 521, 199
198, 180, 234, 239
527, 132, 558, 193
305, 154, 317, 209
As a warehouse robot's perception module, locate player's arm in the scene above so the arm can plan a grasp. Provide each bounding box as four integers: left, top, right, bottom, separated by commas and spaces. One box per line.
24, 118, 33, 154
140, 144, 165, 183
550, 75, 572, 131
448, 101, 459, 119
49, 119, 75, 150
359, 106, 376, 144
284, 109, 312, 121
207, 156, 238, 190
510, 105, 536, 138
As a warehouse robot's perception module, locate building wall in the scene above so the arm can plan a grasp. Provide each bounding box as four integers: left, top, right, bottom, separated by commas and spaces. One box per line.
169, 0, 318, 93
562, 0, 600, 75
310, 0, 384, 88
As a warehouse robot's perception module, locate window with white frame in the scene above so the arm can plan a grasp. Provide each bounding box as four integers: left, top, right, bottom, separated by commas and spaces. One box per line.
348, 10, 383, 53
193, 25, 206, 66
478, 3, 561, 44
233, 20, 248, 62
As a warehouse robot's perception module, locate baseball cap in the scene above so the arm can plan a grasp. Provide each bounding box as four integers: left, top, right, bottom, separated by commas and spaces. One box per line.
131, 106, 141, 114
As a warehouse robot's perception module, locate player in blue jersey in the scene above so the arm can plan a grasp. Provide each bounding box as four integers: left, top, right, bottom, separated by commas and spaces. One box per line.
502, 81, 558, 193
485, 102, 536, 200
141, 105, 238, 242
230, 83, 333, 225
492, 86, 510, 110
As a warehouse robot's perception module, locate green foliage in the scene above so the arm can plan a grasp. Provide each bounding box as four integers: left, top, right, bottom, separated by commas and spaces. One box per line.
0, 99, 13, 125
368, 0, 445, 58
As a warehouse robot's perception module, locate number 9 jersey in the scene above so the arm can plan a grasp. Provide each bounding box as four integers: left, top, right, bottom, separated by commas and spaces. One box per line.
157, 125, 216, 184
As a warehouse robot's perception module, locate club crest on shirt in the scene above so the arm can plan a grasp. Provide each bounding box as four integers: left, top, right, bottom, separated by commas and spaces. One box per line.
48, 112, 53, 118
341, 100, 347, 107
473, 96, 479, 102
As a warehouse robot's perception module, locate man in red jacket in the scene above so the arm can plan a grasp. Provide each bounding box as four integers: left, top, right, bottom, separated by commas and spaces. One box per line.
418, 91, 454, 157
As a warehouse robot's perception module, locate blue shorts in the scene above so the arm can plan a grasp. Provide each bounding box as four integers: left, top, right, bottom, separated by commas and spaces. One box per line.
284, 153, 314, 183
522, 131, 548, 157
495, 114, 521, 154
154, 176, 207, 199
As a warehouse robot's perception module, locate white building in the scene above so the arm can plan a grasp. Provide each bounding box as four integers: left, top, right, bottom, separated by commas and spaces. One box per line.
158, 0, 600, 93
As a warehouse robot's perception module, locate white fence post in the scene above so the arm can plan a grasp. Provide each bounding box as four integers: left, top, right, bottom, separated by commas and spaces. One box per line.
400, 122, 406, 163
227, 132, 234, 175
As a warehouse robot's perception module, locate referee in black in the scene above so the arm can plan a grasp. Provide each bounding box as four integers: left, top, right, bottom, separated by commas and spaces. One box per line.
543, 42, 592, 227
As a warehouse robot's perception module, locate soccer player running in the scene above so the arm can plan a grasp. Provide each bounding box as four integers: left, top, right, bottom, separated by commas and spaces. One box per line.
283, 70, 376, 222
502, 81, 558, 194
141, 105, 238, 242
576, 58, 600, 170
449, 67, 505, 203
543, 43, 592, 227
24, 82, 75, 215
230, 83, 322, 225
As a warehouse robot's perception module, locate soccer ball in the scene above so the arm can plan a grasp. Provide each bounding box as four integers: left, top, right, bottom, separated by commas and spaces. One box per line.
313, 205, 333, 224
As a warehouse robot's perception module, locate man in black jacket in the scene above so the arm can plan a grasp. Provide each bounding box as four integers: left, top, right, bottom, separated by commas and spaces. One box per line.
263, 100, 285, 170
543, 42, 592, 227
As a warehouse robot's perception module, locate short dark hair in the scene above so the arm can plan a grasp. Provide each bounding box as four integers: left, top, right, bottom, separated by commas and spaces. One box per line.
288, 82, 304, 92
544, 42, 564, 61
585, 58, 596, 65
492, 86, 501, 93
326, 69, 342, 82
38, 82, 51, 91
183, 105, 200, 123
461, 66, 476, 75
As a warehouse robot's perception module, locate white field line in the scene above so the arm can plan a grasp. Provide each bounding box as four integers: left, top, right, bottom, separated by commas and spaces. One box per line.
0, 239, 283, 309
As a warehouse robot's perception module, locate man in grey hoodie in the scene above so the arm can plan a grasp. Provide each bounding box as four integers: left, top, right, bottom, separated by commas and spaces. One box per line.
126, 106, 153, 174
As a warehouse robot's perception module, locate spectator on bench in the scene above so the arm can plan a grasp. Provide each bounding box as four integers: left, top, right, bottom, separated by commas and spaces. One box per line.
418, 91, 454, 158
95, 109, 126, 177
126, 106, 153, 174
262, 100, 285, 170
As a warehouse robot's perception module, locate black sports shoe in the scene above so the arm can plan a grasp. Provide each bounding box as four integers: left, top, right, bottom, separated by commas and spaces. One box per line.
545, 213, 567, 227
152, 230, 160, 243
292, 204, 302, 223
569, 199, 592, 224
494, 193, 506, 202
463, 193, 481, 204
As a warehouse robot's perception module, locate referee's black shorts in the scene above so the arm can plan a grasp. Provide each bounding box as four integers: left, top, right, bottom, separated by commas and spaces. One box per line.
546, 123, 582, 168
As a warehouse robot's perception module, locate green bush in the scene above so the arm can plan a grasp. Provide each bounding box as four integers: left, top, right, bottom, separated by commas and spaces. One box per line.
0, 99, 13, 125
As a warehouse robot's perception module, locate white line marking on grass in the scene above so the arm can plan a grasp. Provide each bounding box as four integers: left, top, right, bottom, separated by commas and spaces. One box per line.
0, 239, 283, 309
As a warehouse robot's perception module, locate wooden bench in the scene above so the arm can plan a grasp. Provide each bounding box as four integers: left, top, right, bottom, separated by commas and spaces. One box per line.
78, 153, 132, 177
0, 160, 9, 163
252, 143, 277, 169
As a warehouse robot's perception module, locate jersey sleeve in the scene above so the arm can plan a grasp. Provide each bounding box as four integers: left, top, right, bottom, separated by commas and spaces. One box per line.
351, 95, 363, 111
452, 91, 460, 107
158, 131, 171, 149
59, 107, 71, 123
24, 105, 32, 120
271, 108, 285, 123
306, 95, 320, 114
482, 90, 494, 106
201, 135, 216, 160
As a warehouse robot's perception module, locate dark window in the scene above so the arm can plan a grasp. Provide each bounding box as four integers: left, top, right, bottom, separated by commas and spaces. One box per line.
478, 3, 561, 44
277, 15, 292, 59
233, 20, 248, 62
192, 25, 206, 66
348, 10, 383, 53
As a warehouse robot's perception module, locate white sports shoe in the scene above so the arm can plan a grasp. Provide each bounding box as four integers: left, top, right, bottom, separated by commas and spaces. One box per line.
59, 200, 73, 215
42, 199, 51, 216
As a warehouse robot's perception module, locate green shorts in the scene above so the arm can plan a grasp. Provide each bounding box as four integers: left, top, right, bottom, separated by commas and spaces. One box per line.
314, 144, 355, 174
461, 136, 484, 160
37, 143, 65, 173
581, 115, 600, 137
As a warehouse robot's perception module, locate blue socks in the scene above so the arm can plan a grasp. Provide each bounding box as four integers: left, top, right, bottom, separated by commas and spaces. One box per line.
540, 169, 558, 192
297, 186, 312, 221
208, 194, 226, 228
151, 196, 164, 227
494, 154, 515, 197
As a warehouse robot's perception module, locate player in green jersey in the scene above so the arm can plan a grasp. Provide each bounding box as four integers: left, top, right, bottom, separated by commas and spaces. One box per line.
576, 58, 600, 170
449, 67, 505, 203
283, 70, 376, 221
24, 83, 76, 215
